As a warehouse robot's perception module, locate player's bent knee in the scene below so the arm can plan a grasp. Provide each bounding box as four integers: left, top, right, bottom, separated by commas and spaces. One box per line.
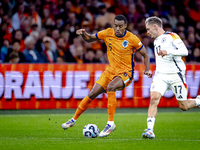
179, 105, 189, 111
88, 92, 98, 100
178, 101, 189, 111
107, 84, 116, 92
150, 95, 160, 106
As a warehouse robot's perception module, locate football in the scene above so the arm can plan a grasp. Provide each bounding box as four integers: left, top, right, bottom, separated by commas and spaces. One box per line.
83, 124, 99, 138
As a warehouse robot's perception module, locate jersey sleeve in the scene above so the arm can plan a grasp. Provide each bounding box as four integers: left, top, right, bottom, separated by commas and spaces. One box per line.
167, 33, 188, 56
95, 28, 108, 40
132, 35, 144, 51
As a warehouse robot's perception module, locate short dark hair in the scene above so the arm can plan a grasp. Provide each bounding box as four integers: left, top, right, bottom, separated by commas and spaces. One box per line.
12, 39, 20, 45
9, 52, 19, 60
114, 15, 127, 24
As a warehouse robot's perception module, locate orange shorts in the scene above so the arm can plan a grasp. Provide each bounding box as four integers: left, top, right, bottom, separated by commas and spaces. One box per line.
95, 70, 133, 90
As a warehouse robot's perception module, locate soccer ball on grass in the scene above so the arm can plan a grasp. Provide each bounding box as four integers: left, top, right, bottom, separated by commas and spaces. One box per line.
83, 124, 99, 138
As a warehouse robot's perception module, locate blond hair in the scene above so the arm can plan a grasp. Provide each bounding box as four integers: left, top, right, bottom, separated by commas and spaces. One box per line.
145, 16, 163, 28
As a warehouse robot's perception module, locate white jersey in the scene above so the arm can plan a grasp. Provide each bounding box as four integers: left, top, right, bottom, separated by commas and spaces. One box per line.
154, 31, 188, 73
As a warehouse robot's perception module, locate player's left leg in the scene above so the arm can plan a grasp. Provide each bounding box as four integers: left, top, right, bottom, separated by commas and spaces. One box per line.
177, 96, 200, 111
99, 74, 131, 137
61, 83, 105, 130
172, 73, 200, 110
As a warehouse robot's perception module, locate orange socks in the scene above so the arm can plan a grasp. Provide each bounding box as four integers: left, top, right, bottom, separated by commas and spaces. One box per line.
73, 95, 92, 120
107, 91, 117, 121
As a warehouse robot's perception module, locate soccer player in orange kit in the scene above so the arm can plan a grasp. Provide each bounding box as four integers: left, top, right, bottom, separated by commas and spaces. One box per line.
61, 15, 152, 137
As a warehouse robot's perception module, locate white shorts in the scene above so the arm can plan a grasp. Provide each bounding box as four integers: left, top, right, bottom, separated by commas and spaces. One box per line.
150, 72, 187, 101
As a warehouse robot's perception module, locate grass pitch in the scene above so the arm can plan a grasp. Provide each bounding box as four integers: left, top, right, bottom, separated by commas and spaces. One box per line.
0, 108, 200, 150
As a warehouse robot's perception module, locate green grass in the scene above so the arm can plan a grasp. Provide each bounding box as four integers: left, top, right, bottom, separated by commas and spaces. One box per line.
0, 109, 200, 150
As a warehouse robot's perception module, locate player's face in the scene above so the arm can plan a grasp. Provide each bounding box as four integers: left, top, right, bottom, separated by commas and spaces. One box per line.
146, 24, 157, 38
113, 20, 127, 37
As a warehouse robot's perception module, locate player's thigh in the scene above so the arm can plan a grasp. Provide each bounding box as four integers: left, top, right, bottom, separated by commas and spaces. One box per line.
150, 74, 168, 96
170, 73, 187, 101
95, 71, 112, 90
107, 76, 124, 91
88, 83, 105, 99
107, 72, 133, 91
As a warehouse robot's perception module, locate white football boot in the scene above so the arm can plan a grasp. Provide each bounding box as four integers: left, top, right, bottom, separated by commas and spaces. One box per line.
61, 118, 76, 130
99, 124, 116, 137
142, 128, 155, 139
196, 95, 200, 107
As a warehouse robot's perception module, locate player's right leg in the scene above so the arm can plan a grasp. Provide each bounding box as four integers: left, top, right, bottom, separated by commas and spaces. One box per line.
142, 74, 167, 139
61, 83, 105, 130
142, 91, 162, 139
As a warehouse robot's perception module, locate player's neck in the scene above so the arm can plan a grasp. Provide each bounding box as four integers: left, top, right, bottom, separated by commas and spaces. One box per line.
156, 29, 165, 38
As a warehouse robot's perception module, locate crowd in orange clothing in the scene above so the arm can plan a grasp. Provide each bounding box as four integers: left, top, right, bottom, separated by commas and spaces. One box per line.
0, 0, 200, 63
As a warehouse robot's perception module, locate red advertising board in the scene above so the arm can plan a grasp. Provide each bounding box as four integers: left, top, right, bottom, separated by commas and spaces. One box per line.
0, 63, 200, 109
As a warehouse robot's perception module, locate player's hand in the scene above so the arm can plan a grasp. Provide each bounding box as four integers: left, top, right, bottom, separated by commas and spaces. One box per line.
158, 50, 167, 57
76, 29, 86, 35
144, 71, 152, 78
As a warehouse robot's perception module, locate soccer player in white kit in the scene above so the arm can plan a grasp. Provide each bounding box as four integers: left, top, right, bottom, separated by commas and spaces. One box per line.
142, 16, 200, 139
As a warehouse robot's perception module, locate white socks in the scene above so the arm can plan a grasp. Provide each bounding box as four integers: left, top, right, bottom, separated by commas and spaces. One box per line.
195, 98, 200, 107
71, 118, 77, 122
107, 121, 114, 126
147, 117, 155, 131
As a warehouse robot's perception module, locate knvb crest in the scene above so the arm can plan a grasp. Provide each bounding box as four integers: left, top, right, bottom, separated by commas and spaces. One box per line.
122, 40, 129, 48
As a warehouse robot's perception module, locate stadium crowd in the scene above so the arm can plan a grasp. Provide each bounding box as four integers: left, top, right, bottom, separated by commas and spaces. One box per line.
0, 0, 200, 63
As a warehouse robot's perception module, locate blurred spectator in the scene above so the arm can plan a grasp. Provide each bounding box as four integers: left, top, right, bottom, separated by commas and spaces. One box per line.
126, 3, 137, 25
163, 23, 172, 32
51, 28, 60, 52
74, 45, 85, 63
193, 47, 200, 62
8, 51, 20, 63
28, 3, 42, 31
23, 35, 44, 63
113, 0, 128, 16
189, 0, 200, 22
71, 0, 82, 15
40, 36, 57, 63
50, 1, 60, 17
79, 6, 93, 25
13, 29, 26, 52
56, 37, 76, 63
35, 28, 47, 53
11, 3, 27, 30
55, 15, 64, 30
142, 36, 155, 62
94, 49, 107, 63
4, 39, 25, 63
84, 48, 95, 63
42, 4, 55, 27
69, 36, 82, 58
95, 3, 115, 30
187, 33, 196, 49
167, 5, 178, 31
60, 0, 72, 22
0, 38, 10, 62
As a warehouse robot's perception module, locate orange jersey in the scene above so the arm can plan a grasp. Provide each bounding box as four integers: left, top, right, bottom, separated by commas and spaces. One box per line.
96, 28, 143, 78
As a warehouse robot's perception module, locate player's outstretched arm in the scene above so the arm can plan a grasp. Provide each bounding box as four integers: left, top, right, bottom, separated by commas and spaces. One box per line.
139, 46, 152, 78
76, 29, 98, 42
